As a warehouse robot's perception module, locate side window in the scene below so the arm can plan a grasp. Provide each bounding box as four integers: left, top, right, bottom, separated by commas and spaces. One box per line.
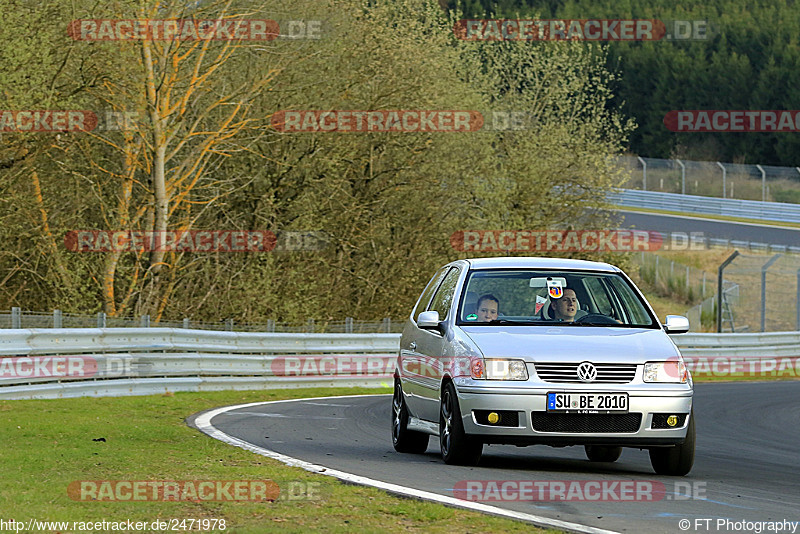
584, 277, 613, 314
608, 277, 652, 325
428, 267, 461, 320
413, 267, 448, 322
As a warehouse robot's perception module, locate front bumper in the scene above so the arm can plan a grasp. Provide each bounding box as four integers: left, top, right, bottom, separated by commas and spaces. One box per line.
457, 386, 692, 447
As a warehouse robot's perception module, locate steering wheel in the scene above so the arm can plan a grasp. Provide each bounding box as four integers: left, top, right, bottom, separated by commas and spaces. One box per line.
575, 313, 620, 325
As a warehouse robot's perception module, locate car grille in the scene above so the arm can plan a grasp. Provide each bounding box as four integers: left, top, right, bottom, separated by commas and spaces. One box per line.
534, 363, 637, 383
531, 412, 642, 433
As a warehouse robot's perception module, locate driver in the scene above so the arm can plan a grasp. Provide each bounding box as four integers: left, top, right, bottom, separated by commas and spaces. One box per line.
475, 294, 499, 322
551, 288, 587, 323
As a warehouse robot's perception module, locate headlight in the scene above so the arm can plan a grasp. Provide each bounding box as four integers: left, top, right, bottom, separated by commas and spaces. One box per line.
644, 360, 688, 383
481, 359, 528, 381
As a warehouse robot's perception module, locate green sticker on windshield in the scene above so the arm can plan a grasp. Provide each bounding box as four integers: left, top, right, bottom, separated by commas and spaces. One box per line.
466, 314, 478, 321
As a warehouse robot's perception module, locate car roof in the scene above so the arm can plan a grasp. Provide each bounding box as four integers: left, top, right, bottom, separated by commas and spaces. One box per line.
463, 256, 620, 272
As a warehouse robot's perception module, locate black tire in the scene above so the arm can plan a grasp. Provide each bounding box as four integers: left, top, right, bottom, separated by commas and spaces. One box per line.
439, 382, 482, 465
391, 380, 429, 453
585, 445, 623, 462
649, 411, 695, 476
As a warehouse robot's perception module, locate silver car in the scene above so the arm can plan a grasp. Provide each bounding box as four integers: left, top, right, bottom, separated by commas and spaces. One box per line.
392, 257, 695, 475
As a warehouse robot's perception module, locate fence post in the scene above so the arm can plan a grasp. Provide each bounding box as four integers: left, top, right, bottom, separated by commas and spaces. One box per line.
655, 255, 659, 285
97, 312, 107, 328
717, 251, 740, 332
760, 254, 781, 332
685, 266, 690, 290
382, 317, 391, 333
702, 272, 706, 298
757, 164, 766, 202
345, 317, 353, 333
140, 315, 150, 328
11, 307, 21, 329
676, 159, 686, 194
306, 318, 315, 333
225, 318, 234, 331
717, 162, 726, 198
183, 318, 190, 329
638, 156, 647, 190
267, 319, 275, 333
53, 309, 62, 328
796, 268, 800, 331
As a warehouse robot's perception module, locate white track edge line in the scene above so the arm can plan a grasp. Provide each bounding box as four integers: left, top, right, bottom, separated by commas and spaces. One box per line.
192, 394, 621, 534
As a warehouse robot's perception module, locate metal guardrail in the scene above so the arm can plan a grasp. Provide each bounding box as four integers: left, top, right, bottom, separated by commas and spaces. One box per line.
0, 329, 399, 399
610, 189, 800, 223
1, 329, 797, 399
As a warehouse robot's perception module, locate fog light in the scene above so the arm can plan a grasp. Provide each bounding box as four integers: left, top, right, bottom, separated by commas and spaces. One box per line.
667, 415, 678, 427
487, 412, 500, 424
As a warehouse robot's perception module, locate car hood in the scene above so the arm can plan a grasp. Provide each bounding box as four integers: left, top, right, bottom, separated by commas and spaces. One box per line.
459, 326, 680, 363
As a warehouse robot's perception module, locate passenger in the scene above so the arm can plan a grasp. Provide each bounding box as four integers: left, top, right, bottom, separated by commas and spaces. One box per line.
475, 294, 499, 322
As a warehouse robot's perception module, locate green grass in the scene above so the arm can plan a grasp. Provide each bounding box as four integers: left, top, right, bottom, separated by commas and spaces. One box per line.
0, 388, 557, 534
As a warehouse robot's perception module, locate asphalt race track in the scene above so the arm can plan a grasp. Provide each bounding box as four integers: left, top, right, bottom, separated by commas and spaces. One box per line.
617, 211, 800, 248
189, 381, 800, 534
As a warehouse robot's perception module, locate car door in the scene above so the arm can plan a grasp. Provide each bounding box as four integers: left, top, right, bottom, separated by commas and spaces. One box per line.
410, 266, 461, 422
401, 266, 449, 418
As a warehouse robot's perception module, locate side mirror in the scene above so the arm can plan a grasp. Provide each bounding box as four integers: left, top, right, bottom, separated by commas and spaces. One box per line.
664, 315, 690, 334
417, 310, 441, 330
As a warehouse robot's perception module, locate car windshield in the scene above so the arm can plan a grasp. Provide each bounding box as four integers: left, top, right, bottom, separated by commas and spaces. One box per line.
457, 269, 658, 328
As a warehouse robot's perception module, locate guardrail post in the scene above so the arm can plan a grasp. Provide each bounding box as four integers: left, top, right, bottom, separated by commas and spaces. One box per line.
716, 162, 726, 198
140, 315, 150, 327
717, 251, 740, 332
53, 309, 62, 328
11, 307, 21, 329
267, 319, 275, 333
225, 318, 234, 331
761, 254, 781, 332
345, 317, 353, 333
676, 159, 686, 194
183, 318, 190, 329
638, 156, 647, 190
306, 318, 315, 333
97, 312, 107, 328
757, 164, 766, 202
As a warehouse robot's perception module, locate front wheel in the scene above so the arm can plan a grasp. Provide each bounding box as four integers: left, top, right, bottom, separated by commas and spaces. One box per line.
391, 380, 429, 453
585, 445, 622, 462
439, 382, 482, 465
649, 411, 695, 476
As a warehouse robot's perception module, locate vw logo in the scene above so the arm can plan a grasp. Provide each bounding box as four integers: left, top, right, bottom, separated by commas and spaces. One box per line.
577, 362, 597, 382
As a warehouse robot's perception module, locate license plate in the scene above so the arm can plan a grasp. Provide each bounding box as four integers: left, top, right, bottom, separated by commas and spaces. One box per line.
547, 392, 629, 414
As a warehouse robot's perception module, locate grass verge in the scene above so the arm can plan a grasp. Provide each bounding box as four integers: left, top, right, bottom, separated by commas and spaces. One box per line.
0, 388, 558, 534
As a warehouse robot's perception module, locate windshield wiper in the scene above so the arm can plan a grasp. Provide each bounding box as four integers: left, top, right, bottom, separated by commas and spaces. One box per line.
487, 319, 548, 325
